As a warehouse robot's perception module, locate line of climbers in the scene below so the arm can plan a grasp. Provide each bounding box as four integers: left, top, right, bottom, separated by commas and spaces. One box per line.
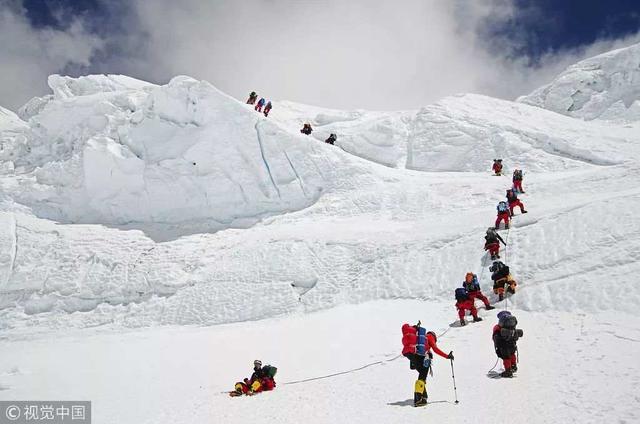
401, 160, 527, 406
229, 160, 526, 403
245, 94, 338, 145
246, 91, 273, 117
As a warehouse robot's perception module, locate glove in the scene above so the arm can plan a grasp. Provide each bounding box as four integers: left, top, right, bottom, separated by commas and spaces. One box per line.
447, 351, 454, 360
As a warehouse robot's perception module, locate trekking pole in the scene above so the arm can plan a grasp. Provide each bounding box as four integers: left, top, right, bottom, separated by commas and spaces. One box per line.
449, 358, 459, 404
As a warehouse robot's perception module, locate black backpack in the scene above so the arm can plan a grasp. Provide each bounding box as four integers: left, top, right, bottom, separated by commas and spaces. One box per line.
499, 315, 522, 342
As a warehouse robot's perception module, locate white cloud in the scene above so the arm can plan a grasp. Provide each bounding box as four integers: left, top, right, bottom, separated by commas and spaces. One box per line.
0, 4, 103, 110
1, 0, 639, 111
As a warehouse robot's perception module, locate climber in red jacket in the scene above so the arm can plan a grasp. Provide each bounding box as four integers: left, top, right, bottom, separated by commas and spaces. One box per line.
402, 322, 453, 406
492, 159, 503, 176
506, 189, 527, 217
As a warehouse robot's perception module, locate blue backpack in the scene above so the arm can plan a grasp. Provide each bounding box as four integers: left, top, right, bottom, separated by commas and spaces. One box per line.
497, 201, 509, 213
455, 287, 469, 301
416, 327, 427, 355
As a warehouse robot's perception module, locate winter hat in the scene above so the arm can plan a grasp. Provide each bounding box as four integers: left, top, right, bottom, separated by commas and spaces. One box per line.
497, 311, 511, 320
254, 360, 262, 367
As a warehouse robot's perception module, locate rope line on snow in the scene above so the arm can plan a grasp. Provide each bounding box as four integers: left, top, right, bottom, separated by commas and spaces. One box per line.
280, 328, 451, 386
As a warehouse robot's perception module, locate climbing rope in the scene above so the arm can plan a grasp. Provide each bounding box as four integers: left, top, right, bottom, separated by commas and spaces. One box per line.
280, 327, 451, 386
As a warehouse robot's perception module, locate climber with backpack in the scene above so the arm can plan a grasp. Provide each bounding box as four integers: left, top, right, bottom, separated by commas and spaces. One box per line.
263, 101, 273, 117
506, 189, 527, 217
495, 201, 511, 230
255, 98, 266, 112
512, 169, 525, 193
492, 311, 524, 378
325, 133, 337, 145
300, 123, 313, 135
230, 359, 277, 396
492, 159, 503, 176
402, 321, 454, 407
484, 227, 506, 260
463, 272, 495, 311
454, 287, 483, 326
489, 261, 517, 301
247, 91, 258, 105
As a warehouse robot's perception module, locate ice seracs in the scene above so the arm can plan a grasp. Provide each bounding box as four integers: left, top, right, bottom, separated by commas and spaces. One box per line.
518, 42, 640, 121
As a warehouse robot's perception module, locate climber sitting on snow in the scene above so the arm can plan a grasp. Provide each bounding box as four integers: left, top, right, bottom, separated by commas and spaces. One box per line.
489, 261, 517, 301
300, 123, 313, 135
512, 169, 525, 193
484, 227, 506, 260
455, 286, 483, 326
463, 272, 494, 311
231, 360, 277, 396
506, 189, 527, 217
492, 159, 503, 176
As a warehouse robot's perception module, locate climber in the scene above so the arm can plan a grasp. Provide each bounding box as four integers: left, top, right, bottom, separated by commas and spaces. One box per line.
463, 272, 494, 310
484, 227, 506, 260
492, 311, 523, 378
512, 169, 524, 193
246, 91, 258, 105
492, 159, 503, 176
489, 261, 517, 301
325, 133, 337, 145
495, 200, 511, 230
300, 123, 313, 135
255, 98, 266, 112
506, 189, 527, 217
263, 101, 273, 117
231, 360, 277, 396
455, 287, 483, 326
402, 322, 453, 407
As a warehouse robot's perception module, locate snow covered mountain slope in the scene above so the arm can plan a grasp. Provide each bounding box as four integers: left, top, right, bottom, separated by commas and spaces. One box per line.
518, 42, 640, 121
1, 48, 640, 424
274, 93, 627, 171
0, 72, 638, 331
1, 75, 380, 240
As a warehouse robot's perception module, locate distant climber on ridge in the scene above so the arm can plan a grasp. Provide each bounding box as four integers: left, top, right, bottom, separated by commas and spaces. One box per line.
402, 322, 453, 407
263, 101, 273, 117
455, 286, 483, 326
247, 91, 258, 105
495, 200, 511, 230
490, 261, 517, 301
231, 360, 277, 396
300, 123, 313, 135
325, 133, 337, 145
484, 227, 506, 260
506, 189, 527, 217
492, 159, 503, 176
255, 98, 266, 112
512, 169, 525, 193
492, 311, 523, 378
462, 272, 495, 311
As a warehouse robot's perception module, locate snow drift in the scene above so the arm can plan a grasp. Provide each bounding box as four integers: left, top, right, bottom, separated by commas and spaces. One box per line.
518, 42, 640, 121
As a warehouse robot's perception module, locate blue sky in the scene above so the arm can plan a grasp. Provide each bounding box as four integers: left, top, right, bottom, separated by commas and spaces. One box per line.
1, 0, 640, 110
